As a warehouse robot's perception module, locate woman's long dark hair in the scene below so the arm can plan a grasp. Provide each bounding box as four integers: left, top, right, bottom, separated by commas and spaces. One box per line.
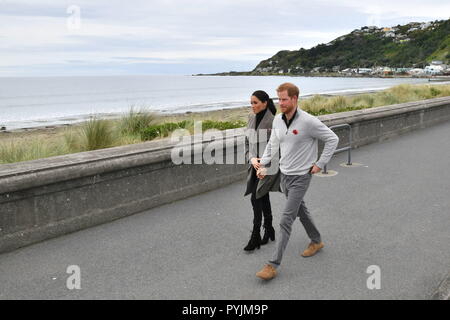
252, 90, 277, 115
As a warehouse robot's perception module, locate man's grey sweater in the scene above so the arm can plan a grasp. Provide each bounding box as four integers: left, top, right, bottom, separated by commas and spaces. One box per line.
260, 109, 339, 175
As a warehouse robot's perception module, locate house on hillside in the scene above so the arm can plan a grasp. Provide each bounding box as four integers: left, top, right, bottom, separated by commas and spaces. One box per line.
420, 22, 432, 30
332, 66, 341, 72
372, 67, 394, 75
408, 68, 425, 76
394, 68, 411, 74
340, 68, 355, 75
425, 65, 445, 75
357, 68, 372, 74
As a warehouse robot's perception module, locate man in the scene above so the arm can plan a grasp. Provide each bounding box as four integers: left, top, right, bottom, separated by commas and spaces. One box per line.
255, 82, 339, 280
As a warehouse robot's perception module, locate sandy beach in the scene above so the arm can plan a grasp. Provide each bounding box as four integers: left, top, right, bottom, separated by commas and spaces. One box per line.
0, 87, 392, 143
0, 106, 252, 143
3, 82, 450, 145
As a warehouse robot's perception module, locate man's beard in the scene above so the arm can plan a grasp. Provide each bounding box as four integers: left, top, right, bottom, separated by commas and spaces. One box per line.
282, 105, 296, 114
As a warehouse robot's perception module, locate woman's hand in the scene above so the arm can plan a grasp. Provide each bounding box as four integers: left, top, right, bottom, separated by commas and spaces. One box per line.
257, 167, 267, 179
251, 158, 261, 170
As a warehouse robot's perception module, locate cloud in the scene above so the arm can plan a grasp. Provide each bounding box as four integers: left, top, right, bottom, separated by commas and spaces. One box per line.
317, 0, 450, 25
0, 0, 448, 76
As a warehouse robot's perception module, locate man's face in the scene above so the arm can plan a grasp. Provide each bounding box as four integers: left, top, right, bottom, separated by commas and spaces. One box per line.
277, 90, 297, 114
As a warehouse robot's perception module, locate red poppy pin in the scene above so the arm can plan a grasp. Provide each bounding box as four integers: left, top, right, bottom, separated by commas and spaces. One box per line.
293, 129, 299, 135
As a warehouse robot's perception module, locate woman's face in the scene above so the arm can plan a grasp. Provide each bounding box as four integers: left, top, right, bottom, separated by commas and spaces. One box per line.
251, 95, 267, 114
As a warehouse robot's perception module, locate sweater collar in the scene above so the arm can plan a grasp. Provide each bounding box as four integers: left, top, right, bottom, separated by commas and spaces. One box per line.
282, 108, 299, 128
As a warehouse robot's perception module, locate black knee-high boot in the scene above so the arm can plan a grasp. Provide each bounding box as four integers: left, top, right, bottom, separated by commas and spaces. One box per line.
244, 194, 262, 251
261, 221, 275, 245
244, 225, 262, 251
261, 194, 275, 245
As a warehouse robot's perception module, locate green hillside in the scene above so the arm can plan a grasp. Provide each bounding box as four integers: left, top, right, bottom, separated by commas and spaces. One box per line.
252, 19, 450, 74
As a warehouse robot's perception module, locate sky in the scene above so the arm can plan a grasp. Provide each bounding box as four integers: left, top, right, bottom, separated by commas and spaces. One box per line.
0, 0, 449, 76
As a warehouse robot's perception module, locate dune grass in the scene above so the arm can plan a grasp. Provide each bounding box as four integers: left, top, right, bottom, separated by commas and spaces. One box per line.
0, 138, 69, 164
119, 106, 158, 137
1, 83, 450, 164
63, 117, 115, 152
140, 119, 246, 140
0, 111, 247, 164
300, 83, 450, 116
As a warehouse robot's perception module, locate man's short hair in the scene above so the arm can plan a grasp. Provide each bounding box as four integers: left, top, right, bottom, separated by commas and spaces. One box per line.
277, 83, 300, 99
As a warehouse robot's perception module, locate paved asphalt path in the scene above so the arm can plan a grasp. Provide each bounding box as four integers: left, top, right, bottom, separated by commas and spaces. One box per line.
1, 122, 449, 300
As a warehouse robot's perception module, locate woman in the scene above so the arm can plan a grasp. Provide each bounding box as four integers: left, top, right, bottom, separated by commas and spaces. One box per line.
244, 90, 280, 251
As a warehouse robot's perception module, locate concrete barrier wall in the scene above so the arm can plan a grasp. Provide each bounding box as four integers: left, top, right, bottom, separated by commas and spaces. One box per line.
1, 96, 450, 253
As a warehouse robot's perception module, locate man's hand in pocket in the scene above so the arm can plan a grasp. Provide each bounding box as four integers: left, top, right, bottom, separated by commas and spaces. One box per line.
310, 165, 322, 174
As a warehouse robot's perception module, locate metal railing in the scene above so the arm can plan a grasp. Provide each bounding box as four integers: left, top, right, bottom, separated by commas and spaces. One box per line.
323, 124, 352, 174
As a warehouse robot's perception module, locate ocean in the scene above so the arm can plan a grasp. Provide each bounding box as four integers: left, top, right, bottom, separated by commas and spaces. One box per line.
0, 75, 431, 130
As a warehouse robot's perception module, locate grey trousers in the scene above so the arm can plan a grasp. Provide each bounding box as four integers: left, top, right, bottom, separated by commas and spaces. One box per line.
269, 172, 321, 268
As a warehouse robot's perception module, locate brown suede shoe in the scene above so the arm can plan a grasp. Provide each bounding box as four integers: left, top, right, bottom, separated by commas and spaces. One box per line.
256, 264, 277, 280
301, 242, 324, 257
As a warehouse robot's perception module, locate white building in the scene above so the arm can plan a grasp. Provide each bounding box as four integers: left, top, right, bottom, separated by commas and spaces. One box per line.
420, 22, 432, 30
408, 68, 425, 76
358, 68, 372, 74
340, 68, 354, 74
424, 65, 445, 74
